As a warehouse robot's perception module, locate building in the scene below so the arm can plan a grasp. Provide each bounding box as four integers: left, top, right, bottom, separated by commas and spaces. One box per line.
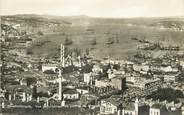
95, 79, 111, 88
163, 73, 179, 83
76, 87, 89, 95
46, 98, 64, 107
150, 104, 161, 115
19, 78, 28, 86
181, 105, 184, 115
100, 95, 139, 115
0, 62, 2, 89
107, 69, 125, 79
111, 76, 126, 90
63, 89, 79, 100
92, 64, 103, 74
122, 98, 139, 115
83, 72, 92, 85
100, 95, 121, 114
128, 78, 162, 96
42, 64, 58, 73
133, 64, 150, 72
7, 85, 33, 102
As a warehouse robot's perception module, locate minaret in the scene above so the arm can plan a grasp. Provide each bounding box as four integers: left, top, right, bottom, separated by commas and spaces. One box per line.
135, 98, 139, 115
61, 44, 65, 67
58, 69, 62, 100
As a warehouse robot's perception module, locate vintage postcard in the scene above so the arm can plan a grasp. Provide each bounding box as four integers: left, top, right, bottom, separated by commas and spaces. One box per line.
0, 0, 184, 115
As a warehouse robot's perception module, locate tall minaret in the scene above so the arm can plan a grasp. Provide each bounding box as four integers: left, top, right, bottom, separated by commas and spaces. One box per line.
58, 69, 62, 100
135, 98, 139, 115
61, 43, 65, 67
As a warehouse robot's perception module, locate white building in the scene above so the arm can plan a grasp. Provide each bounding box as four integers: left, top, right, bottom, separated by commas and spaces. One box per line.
42, 64, 58, 72
150, 104, 163, 115
95, 79, 110, 88
100, 96, 121, 114
181, 105, 184, 115
63, 89, 79, 100
150, 107, 160, 115
83, 72, 92, 85
100, 96, 139, 115
127, 77, 162, 96
92, 64, 103, 74
164, 73, 179, 83
76, 87, 89, 95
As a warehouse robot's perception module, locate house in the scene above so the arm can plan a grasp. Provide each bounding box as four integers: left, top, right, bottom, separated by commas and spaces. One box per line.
107, 69, 125, 79
111, 76, 126, 90
45, 98, 64, 107
19, 78, 27, 86
80, 94, 99, 107
76, 87, 89, 95
150, 104, 161, 115
83, 72, 92, 85
42, 64, 58, 73
128, 78, 162, 96
63, 89, 79, 100
163, 73, 179, 83
149, 104, 181, 115
95, 79, 111, 88
181, 105, 184, 115
133, 64, 150, 72
92, 64, 103, 74
7, 85, 33, 102
100, 95, 122, 114
100, 95, 139, 115
160, 66, 178, 73
0, 97, 8, 109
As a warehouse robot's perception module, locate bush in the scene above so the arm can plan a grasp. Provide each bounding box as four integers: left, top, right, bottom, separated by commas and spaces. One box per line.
146, 88, 184, 102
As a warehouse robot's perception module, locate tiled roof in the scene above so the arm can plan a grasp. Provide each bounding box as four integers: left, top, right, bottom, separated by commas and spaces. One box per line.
63, 89, 78, 94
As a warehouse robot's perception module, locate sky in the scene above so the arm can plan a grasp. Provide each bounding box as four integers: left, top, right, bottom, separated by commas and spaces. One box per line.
1, 0, 184, 17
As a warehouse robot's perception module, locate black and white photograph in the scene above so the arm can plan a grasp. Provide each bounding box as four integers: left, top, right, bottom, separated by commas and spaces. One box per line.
0, 0, 184, 115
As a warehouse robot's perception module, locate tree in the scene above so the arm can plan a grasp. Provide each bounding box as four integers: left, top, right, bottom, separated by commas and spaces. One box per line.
146, 88, 184, 102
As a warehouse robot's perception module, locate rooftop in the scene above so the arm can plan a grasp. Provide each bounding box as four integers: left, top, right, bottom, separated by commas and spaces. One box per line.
151, 104, 162, 109
103, 95, 122, 106
63, 88, 78, 94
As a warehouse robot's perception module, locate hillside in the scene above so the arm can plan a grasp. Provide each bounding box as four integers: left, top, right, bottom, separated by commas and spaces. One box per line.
1, 14, 72, 34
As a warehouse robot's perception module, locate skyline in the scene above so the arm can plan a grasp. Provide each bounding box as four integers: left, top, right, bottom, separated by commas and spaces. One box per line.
1, 0, 184, 18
